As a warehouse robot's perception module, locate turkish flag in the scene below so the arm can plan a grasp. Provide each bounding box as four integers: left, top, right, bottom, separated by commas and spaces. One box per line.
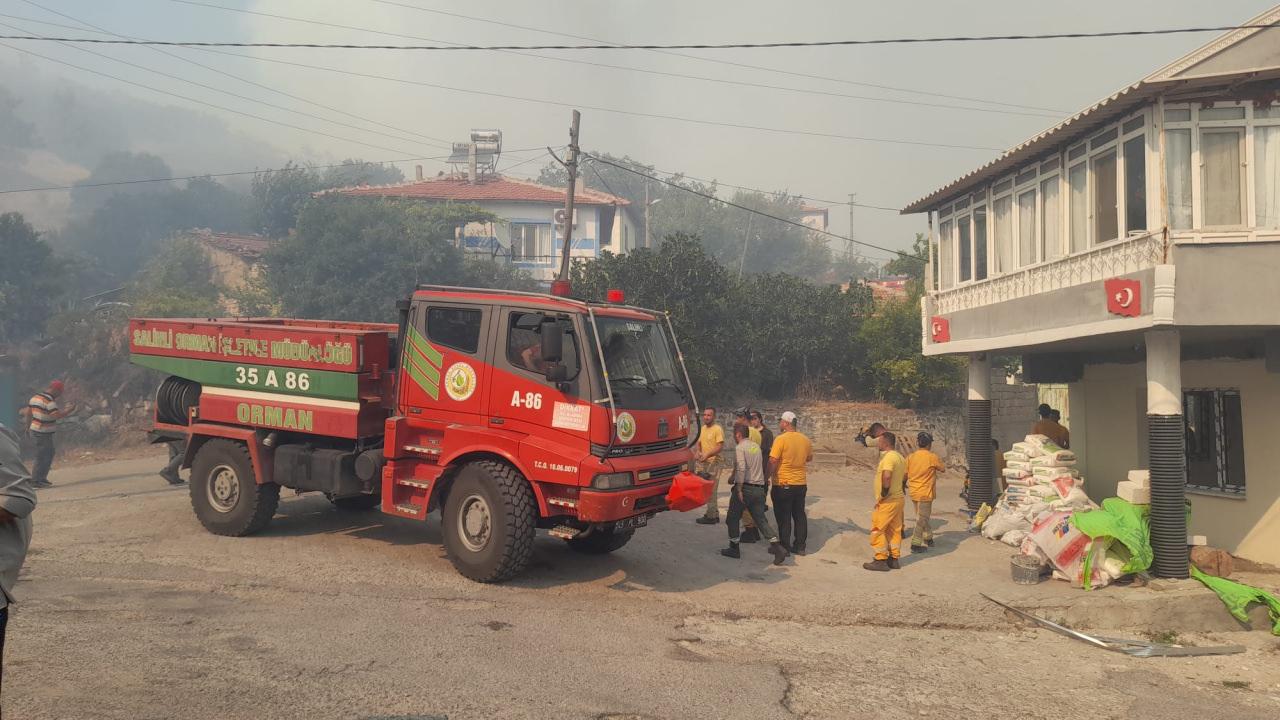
1105, 278, 1142, 317
930, 316, 950, 343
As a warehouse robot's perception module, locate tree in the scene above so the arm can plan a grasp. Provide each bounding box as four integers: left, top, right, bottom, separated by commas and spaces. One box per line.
856, 288, 964, 408
251, 162, 320, 238
319, 159, 405, 189
127, 236, 222, 318
0, 212, 62, 343
70, 151, 173, 218
883, 233, 929, 293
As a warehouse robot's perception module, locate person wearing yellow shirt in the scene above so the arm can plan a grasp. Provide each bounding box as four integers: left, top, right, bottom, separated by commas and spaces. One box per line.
768, 411, 813, 555
695, 407, 728, 525
864, 431, 907, 572
905, 432, 945, 553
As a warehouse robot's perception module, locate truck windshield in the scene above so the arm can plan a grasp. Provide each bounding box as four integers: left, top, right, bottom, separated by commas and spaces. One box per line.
591, 316, 684, 407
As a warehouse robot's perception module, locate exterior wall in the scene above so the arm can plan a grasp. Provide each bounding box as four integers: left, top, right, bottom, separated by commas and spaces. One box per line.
1070, 357, 1280, 566
1173, 243, 1280, 326
201, 246, 257, 292
991, 370, 1040, 452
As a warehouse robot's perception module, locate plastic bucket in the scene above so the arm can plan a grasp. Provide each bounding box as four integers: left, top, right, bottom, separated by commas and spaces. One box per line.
1010, 554, 1045, 585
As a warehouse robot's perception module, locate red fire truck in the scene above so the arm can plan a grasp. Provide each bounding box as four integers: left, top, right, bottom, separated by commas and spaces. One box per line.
130, 285, 699, 582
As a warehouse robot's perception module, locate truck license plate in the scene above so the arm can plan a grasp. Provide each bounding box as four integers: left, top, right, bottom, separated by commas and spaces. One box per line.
615, 515, 649, 531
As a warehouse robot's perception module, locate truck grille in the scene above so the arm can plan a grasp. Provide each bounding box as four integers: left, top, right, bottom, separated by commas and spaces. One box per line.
591, 438, 687, 458
638, 464, 682, 484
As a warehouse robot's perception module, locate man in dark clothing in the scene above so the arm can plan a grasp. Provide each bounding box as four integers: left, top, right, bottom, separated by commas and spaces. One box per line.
740, 410, 774, 544
0, 423, 36, 694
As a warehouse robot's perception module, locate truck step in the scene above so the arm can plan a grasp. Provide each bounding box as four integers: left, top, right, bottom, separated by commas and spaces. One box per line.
548, 524, 583, 540
396, 478, 431, 489
393, 503, 423, 517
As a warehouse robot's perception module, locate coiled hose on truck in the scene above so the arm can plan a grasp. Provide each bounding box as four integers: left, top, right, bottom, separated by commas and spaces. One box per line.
155, 376, 201, 425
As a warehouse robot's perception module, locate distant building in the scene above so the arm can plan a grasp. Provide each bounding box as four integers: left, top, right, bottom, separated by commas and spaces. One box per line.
860, 275, 910, 302
325, 174, 635, 285
799, 205, 829, 233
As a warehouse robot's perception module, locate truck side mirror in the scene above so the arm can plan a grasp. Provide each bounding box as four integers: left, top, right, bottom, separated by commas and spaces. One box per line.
540, 320, 563, 363
545, 364, 568, 383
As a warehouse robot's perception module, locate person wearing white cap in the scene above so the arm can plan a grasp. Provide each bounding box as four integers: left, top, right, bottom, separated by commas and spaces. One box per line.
768, 410, 813, 554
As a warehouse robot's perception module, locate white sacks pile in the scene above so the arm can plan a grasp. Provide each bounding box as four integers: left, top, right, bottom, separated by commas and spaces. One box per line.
982, 434, 1096, 555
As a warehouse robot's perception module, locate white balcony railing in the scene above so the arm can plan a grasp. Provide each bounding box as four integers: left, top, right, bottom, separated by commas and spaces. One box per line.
932, 231, 1165, 315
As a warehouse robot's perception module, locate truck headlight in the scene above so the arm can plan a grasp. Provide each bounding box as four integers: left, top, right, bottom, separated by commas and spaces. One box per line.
591, 472, 633, 489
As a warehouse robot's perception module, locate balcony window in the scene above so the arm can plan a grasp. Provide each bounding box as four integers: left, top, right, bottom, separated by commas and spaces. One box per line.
1041, 176, 1061, 260
958, 215, 972, 283
938, 220, 953, 290
1165, 129, 1193, 229
1068, 163, 1088, 252
1201, 129, 1244, 227
993, 195, 1013, 274
1017, 189, 1037, 266
511, 222, 552, 262
1123, 136, 1147, 234
1092, 151, 1119, 244
1254, 125, 1280, 228
973, 206, 988, 280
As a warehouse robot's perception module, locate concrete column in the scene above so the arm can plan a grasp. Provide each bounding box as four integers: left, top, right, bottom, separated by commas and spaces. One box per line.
1145, 328, 1188, 578
966, 353, 994, 512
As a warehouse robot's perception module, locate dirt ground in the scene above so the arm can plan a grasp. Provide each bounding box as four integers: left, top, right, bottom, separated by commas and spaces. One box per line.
6, 452, 1280, 719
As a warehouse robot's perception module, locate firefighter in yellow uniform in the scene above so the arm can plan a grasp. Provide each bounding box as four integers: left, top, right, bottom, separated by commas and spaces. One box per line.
864, 431, 907, 572
905, 432, 945, 552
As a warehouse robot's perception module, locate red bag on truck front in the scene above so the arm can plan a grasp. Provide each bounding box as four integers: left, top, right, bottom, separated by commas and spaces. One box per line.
666, 471, 714, 512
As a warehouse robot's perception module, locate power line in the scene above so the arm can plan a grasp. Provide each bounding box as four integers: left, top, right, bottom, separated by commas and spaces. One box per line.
15, 1, 454, 149
368, 0, 1068, 114
161, 0, 1059, 119
127, 45, 1000, 152
0, 15, 449, 154
2, 24, 1273, 50
586, 154, 920, 262
0, 147, 552, 195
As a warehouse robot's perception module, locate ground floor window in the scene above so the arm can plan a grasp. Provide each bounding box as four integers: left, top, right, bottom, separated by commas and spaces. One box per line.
1183, 389, 1245, 494
511, 223, 552, 263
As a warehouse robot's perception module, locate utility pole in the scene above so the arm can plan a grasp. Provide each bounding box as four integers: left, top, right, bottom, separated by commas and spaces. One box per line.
555, 110, 581, 285
644, 181, 651, 249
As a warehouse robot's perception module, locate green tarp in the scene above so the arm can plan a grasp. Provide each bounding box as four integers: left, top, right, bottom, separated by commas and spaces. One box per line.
1073, 498, 1152, 590
1191, 566, 1280, 636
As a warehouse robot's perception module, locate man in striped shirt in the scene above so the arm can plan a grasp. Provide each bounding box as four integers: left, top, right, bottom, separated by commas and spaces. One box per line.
19, 380, 75, 489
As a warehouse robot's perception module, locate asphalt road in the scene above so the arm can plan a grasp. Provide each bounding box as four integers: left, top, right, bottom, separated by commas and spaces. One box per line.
5, 452, 1279, 719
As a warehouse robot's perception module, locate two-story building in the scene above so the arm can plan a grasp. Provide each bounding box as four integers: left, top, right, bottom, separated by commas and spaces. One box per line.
903, 8, 1280, 575
328, 174, 635, 285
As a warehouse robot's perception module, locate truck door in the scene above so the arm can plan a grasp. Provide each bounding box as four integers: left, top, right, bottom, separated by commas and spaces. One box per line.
399, 300, 493, 425
490, 307, 589, 442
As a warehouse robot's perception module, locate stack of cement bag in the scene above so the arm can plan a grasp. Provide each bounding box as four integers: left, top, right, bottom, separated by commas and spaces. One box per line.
981, 434, 1096, 559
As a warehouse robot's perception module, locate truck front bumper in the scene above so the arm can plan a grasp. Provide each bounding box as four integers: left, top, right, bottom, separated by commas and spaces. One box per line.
576, 482, 670, 522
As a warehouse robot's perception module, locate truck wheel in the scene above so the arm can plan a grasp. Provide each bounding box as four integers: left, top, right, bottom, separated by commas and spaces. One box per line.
327, 493, 381, 511
566, 526, 634, 555
190, 439, 280, 536
441, 460, 536, 583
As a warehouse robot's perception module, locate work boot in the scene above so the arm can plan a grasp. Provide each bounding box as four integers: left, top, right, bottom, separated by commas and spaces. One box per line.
32, 479, 52, 489
862, 559, 891, 572
739, 527, 760, 543
911, 544, 928, 553
720, 542, 741, 559
887, 557, 901, 570
925, 538, 935, 547
768, 542, 788, 565
161, 471, 184, 485
696, 516, 720, 525
792, 544, 806, 556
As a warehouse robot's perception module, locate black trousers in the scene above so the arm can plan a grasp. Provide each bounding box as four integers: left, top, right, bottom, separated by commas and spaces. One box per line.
1, 604, 8, 695
771, 484, 808, 551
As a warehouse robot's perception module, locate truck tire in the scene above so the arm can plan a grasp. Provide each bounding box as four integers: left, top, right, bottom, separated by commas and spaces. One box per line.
566, 526, 634, 555
328, 493, 381, 511
190, 439, 280, 536
441, 460, 536, 583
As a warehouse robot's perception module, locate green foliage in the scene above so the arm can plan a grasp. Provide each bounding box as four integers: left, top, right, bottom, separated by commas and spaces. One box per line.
0, 212, 62, 343
127, 236, 222, 318
260, 198, 527, 322
571, 233, 873, 402
856, 290, 964, 408
319, 159, 405, 189
251, 162, 320, 238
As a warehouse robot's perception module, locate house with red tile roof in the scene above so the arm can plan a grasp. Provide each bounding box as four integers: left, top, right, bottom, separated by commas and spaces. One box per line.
324, 174, 636, 284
